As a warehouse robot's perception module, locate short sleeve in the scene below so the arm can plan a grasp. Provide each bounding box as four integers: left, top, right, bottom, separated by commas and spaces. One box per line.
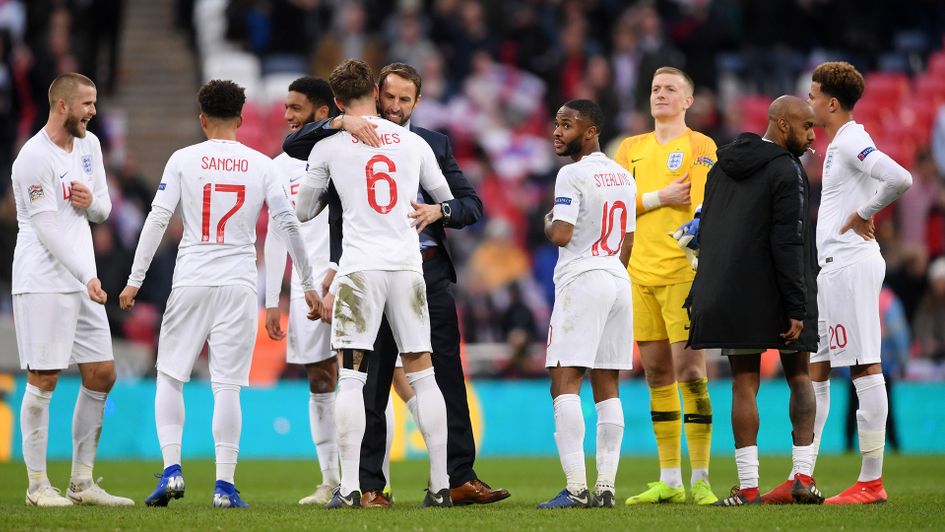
552, 167, 581, 225
152, 151, 183, 212
15, 150, 58, 217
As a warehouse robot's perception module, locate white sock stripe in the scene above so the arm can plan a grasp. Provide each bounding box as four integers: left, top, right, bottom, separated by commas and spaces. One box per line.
405, 366, 435, 385
25, 383, 53, 400
595, 398, 624, 427
79, 386, 107, 401
310, 392, 333, 403
553, 394, 581, 408
853, 373, 886, 392
338, 368, 368, 384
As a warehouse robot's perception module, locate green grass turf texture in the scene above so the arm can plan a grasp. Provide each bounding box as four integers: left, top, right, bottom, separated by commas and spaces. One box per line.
1, 454, 943, 530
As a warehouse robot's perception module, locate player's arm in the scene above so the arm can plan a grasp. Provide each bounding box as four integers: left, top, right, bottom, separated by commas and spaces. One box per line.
435, 134, 482, 229
842, 147, 913, 239
615, 138, 691, 215
620, 183, 638, 268
769, 162, 807, 330
296, 143, 331, 222
546, 168, 579, 247
282, 117, 338, 160
410, 140, 455, 232
687, 137, 716, 218
619, 232, 635, 268
122, 154, 184, 310
263, 216, 289, 340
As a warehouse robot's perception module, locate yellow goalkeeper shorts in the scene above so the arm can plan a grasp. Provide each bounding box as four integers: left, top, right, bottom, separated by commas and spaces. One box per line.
632, 281, 693, 344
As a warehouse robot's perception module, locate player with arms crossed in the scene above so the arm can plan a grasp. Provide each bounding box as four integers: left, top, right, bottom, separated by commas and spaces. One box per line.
538, 99, 636, 509
263, 76, 343, 505
120, 80, 320, 508
805, 62, 911, 504
613, 67, 718, 505
296, 59, 454, 509
12, 72, 133, 507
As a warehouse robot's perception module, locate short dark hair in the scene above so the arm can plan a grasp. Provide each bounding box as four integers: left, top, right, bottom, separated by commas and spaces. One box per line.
812, 61, 865, 111
288, 76, 336, 112
197, 79, 245, 119
48, 73, 95, 107
563, 99, 604, 131
378, 63, 422, 98
328, 59, 375, 106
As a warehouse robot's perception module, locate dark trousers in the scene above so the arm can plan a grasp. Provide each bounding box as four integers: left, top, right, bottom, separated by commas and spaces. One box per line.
359, 254, 478, 491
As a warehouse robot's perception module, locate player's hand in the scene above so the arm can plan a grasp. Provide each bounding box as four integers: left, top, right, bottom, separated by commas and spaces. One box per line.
265, 307, 285, 340
304, 290, 322, 321
321, 269, 336, 297
780, 318, 804, 344
321, 293, 335, 323
87, 278, 107, 304
408, 200, 443, 233
119, 284, 139, 310
339, 114, 380, 147
839, 211, 875, 240
658, 175, 691, 206
70, 181, 93, 209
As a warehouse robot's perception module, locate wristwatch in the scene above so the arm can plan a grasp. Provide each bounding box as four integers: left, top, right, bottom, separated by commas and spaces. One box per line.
440, 202, 452, 225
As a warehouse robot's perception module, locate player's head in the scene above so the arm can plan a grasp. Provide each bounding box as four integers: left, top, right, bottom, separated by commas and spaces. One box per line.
328, 59, 377, 112
767, 95, 815, 157
378, 63, 422, 127
48, 73, 97, 139
650, 66, 694, 121
554, 99, 603, 159
809, 61, 864, 125
285, 76, 335, 131
197, 79, 245, 130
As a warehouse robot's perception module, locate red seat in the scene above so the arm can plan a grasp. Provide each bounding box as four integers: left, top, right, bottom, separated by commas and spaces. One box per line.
862, 72, 909, 106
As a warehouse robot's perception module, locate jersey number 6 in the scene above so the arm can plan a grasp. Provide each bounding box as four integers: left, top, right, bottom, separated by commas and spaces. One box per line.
366, 154, 397, 214
201, 183, 246, 243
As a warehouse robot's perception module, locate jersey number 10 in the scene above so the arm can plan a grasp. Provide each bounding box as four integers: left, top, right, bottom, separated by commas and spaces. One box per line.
201, 183, 246, 243
592, 201, 628, 256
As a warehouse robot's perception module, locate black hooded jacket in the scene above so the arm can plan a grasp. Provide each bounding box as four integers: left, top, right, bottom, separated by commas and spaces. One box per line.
688, 132, 819, 352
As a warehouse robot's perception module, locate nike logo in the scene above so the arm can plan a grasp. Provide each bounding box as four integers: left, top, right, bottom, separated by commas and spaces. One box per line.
631, 158, 644, 163
571, 494, 588, 504
59, 172, 68, 180
431, 493, 444, 504
289, 175, 302, 182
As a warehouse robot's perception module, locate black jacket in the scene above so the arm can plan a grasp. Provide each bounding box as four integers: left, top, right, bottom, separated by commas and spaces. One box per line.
688, 133, 819, 352
282, 119, 483, 283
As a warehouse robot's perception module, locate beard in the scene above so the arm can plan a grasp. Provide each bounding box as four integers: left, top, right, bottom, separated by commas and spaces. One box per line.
65, 114, 85, 138
558, 137, 583, 157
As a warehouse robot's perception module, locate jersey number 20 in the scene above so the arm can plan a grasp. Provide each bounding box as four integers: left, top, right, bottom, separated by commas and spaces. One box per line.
592, 200, 628, 256
366, 154, 397, 214
201, 183, 245, 243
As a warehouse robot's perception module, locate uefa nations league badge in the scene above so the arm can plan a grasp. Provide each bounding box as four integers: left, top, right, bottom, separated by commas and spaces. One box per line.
667, 151, 684, 172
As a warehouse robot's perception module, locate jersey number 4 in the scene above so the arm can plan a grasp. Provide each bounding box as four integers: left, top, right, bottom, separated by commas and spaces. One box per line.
201, 183, 245, 243
592, 201, 628, 256
366, 154, 397, 214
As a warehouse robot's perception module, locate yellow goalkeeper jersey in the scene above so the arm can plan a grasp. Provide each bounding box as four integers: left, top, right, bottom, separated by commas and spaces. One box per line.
614, 128, 717, 286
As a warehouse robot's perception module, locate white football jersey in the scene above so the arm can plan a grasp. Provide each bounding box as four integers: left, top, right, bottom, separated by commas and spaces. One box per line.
273, 152, 330, 296
154, 139, 292, 290
11, 129, 108, 294
304, 116, 449, 277
817, 121, 883, 269
552, 152, 637, 287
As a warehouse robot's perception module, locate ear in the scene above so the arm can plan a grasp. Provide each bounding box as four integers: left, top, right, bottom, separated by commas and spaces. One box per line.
683, 94, 694, 111
199, 113, 207, 129
334, 97, 345, 113
235, 115, 243, 129
778, 117, 789, 134
414, 93, 422, 108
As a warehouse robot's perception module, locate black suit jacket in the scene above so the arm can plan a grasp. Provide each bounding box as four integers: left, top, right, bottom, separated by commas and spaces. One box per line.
282, 120, 482, 283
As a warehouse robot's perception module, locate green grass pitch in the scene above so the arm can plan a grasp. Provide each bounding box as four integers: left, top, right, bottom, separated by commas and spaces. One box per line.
1, 454, 943, 530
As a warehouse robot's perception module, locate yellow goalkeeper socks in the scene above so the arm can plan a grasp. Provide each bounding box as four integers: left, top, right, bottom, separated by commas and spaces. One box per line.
650, 382, 682, 477
681, 377, 713, 480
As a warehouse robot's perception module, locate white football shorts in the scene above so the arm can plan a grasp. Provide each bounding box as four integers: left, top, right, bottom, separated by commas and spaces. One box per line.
546, 270, 633, 370
14, 292, 113, 371
811, 253, 885, 367
287, 294, 333, 365
331, 270, 431, 354
156, 285, 257, 385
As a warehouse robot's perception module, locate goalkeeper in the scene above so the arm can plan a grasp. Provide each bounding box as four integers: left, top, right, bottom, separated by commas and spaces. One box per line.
687, 95, 821, 505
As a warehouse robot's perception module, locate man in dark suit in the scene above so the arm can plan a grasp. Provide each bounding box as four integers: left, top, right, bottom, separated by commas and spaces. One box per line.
283, 63, 509, 508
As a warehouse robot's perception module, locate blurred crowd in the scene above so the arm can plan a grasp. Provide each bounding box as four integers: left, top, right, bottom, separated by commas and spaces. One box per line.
1, 0, 945, 381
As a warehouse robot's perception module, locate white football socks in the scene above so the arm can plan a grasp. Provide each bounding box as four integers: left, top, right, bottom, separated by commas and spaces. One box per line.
734, 445, 759, 489
406, 367, 449, 493
791, 444, 816, 478
21, 384, 52, 492
71, 386, 107, 489
854, 374, 887, 482
211, 383, 241, 484
155, 371, 185, 469
553, 394, 587, 494
335, 368, 367, 495
808, 379, 830, 476
660, 467, 684, 489
309, 392, 339, 485
595, 398, 623, 492
406, 395, 420, 425
383, 395, 395, 487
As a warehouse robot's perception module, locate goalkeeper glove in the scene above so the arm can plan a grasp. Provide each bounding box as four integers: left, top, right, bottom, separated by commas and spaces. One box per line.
670, 206, 701, 270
